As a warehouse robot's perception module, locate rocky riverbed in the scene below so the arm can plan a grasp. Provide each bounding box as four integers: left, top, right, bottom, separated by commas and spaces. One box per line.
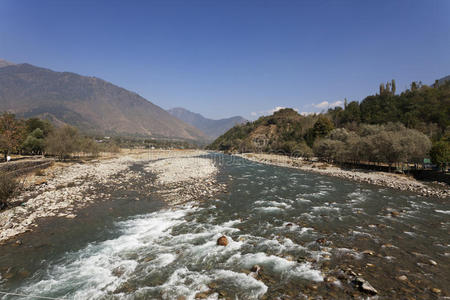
0, 153, 448, 299
0, 150, 223, 244
237, 153, 450, 199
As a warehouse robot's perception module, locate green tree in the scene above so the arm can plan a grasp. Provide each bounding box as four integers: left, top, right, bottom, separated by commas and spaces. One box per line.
391, 79, 396, 95
312, 116, 334, 138
22, 128, 45, 154
430, 141, 450, 171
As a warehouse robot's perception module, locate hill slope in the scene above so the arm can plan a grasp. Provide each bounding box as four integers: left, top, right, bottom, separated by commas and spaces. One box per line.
0, 63, 208, 140
208, 108, 318, 153
209, 78, 450, 153
168, 107, 246, 138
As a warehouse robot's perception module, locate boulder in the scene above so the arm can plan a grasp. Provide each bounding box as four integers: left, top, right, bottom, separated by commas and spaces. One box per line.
250, 264, 261, 273
354, 277, 378, 295
217, 236, 228, 246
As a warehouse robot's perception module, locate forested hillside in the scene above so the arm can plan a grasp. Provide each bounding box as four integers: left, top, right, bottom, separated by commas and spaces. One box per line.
208, 79, 450, 169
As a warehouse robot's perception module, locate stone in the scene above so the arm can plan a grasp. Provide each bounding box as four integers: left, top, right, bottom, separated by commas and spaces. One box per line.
217, 236, 228, 246
390, 211, 400, 217
207, 282, 218, 289
195, 292, 209, 299
431, 288, 441, 294
316, 237, 326, 244
397, 275, 408, 281
362, 250, 375, 255
428, 259, 437, 266
354, 277, 378, 295
325, 276, 337, 283
250, 265, 261, 273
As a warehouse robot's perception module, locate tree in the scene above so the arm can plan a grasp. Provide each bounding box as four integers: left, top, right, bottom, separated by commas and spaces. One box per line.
0, 113, 25, 161
430, 141, 450, 171
312, 116, 334, 138
391, 79, 396, 95
22, 128, 45, 154
45, 125, 82, 160
379, 83, 385, 95
25, 118, 52, 137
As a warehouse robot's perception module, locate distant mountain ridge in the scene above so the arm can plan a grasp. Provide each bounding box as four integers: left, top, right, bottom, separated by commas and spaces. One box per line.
437, 75, 450, 86
0, 59, 15, 68
0, 61, 208, 141
167, 107, 246, 138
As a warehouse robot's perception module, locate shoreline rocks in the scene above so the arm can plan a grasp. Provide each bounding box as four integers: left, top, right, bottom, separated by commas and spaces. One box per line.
0, 150, 220, 244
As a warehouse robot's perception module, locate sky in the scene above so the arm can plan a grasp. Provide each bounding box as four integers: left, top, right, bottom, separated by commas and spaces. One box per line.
0, 0, 449, 120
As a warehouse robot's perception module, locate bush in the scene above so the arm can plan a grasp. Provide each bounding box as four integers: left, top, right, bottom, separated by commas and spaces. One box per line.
0, 172, 19, 209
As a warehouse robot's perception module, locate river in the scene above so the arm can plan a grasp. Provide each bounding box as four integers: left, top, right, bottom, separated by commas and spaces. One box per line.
0, 154, 449, 299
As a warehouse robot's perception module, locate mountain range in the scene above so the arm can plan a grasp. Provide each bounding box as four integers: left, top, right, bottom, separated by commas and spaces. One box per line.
167, 107, 246, 138
0, 59, 208, 141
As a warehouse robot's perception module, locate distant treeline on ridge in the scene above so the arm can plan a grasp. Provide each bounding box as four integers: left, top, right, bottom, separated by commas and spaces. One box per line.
208, 79, 450, 170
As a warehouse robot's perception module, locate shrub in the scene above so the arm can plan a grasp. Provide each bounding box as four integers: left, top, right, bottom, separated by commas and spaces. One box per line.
0, 172, 20, 209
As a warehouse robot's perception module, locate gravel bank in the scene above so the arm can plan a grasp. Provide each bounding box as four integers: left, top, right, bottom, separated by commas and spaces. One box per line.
0, 150, 222, 244
145, 154, 226, 204
237, 153, 449, 199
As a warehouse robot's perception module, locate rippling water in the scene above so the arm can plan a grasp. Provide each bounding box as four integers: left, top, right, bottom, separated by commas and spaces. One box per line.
0, 154, 449, 299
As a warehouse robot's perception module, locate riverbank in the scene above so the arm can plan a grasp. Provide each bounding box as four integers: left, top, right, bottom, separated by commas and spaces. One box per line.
0, 150, 222, 244
236, 153, 449, 199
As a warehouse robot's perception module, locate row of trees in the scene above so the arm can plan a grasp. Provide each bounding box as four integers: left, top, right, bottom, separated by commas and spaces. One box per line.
208, 78, 450, 170
0, 113, 116, 161
327, 80, 450, 139
313, 123, 431, 170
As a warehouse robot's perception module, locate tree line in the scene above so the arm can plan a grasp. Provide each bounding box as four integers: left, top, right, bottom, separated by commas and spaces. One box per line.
0, 112, 118, 161
208, 79, 450, 171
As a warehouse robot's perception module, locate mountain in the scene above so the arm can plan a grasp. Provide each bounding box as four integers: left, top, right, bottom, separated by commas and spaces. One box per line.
437, 75, 450, 86
0, 62, 209, 141
0, 59, 15, 68
167, 107, 246, 138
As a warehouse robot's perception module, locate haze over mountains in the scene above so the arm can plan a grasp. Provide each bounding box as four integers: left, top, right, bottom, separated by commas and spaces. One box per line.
168, 107, 246, 138
0, 60, 208, 141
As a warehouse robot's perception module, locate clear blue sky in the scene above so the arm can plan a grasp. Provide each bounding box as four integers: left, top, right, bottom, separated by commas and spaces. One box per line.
1, 0, 449, 120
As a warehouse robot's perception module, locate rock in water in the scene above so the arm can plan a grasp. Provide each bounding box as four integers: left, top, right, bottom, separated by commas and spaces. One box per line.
354, 277, 378, 295
217, 236, 228, 246
250, 265, 261, 273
